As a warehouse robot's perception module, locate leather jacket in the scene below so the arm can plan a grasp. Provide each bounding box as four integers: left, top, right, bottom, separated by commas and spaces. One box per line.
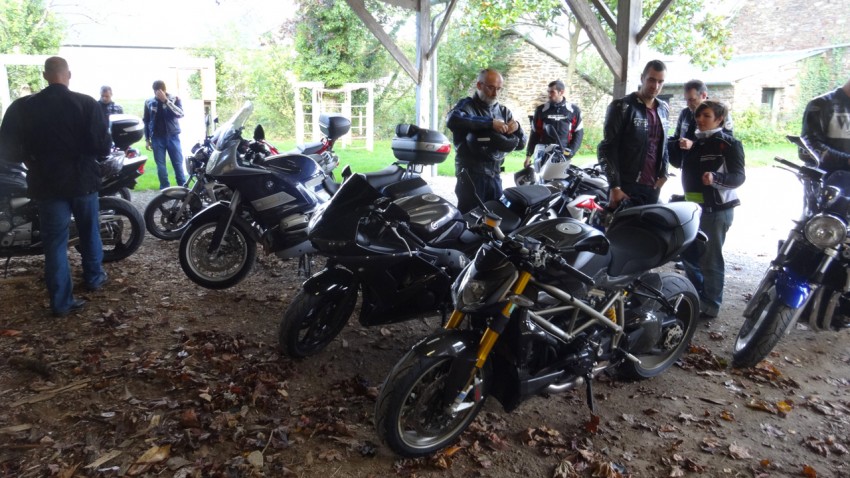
526, 100, 584, 157
597, 92, 670, 189
446, 94, 525, 176
143, 94, 184, 140
801, 86, 850, 172
674, 129, 745, 212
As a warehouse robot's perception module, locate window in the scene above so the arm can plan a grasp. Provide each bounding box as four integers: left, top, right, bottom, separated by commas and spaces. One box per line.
761, 88, 777, 108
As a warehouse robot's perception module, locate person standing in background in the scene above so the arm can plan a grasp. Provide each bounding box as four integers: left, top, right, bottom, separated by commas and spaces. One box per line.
143, 80, 187, 189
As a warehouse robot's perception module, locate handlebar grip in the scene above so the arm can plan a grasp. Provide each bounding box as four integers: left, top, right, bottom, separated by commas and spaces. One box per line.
774, 156, 801, 171
552, 256, 595, 286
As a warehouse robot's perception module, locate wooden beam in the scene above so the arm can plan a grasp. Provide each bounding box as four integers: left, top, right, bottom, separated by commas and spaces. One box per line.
418, 0, 430, 84
379, 0, 417, 10
426, 0, 460, 60
345, 0, 419, 83
565, 0, 621, 77
637, 0, 674, 44
590, 0, 616, 30
614, 0, 641, 97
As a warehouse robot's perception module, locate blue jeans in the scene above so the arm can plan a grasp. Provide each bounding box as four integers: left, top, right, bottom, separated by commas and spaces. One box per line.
455, 172, 502, 214
682, 208, 734, 316
151, 134, 187, 189
38, 192, 105, 314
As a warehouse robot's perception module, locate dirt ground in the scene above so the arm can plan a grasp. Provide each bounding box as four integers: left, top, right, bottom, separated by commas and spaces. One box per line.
1, 168, 849, 478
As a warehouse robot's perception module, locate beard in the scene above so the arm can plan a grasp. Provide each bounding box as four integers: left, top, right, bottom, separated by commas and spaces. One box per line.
476, 90, 497, 106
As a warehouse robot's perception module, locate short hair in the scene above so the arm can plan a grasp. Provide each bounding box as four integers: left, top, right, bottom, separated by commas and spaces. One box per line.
152, 80, 166, 91
695, 100, 728, 122
641, 59, 667, 77
684, 79, 707, 95
100, 85, 113, 95
548, 80, 565, 91
44, 56, 69, 76
477, 69, 501, 83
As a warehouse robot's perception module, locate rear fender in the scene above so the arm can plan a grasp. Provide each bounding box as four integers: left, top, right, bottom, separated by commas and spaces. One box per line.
302, 267, 355, 295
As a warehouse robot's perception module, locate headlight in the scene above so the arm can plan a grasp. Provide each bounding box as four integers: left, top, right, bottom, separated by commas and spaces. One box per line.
804, 214, 847, 249
451, 245, 518, 312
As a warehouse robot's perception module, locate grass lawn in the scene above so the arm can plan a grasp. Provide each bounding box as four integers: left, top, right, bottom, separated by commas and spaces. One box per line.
131, 138, 801, 192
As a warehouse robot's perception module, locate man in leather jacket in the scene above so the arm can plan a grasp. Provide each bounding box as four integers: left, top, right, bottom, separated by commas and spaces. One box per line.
524, 79, 584, 167
598, 60, 670, 208
802, 77, 850, 173
144, 80, 187, 189
447, 69, 526, 213
668, 79, 734, 167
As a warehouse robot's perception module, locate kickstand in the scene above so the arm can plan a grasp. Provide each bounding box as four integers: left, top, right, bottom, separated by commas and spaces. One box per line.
297, 254, 313, 277
585, 373, 596, 414
3, 256, 10, 278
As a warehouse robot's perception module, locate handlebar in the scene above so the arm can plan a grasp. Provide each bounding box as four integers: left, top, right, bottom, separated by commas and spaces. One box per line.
549, 254, 595, 286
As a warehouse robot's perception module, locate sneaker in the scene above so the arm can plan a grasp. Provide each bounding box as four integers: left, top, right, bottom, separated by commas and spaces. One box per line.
85, 272, 109, 292
53, 298, 87, 317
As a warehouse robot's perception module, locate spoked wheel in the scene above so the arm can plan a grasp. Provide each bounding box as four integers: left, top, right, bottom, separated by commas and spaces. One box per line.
178, 219, 256, 289
278, 287, 358, 358
619, 272, 699, 380
732, 285, 796, 369
375, 354, 488, 458
93, 196, 145, 263
144, 192, 202, 240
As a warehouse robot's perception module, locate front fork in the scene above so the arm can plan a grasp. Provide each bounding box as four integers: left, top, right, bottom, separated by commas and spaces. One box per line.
444, 271, 533, 412
208, 190, 241, 254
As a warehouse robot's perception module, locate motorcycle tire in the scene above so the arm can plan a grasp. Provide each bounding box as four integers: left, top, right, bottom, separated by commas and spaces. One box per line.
89, 196, 145, 263
618, 272, 699, 380
278, 287, 358, 358
375, 352, 488, 458
144, 191, 202, 241
179, 218, 256, 289
732, 286, 795, 369
99, 187, 132, 202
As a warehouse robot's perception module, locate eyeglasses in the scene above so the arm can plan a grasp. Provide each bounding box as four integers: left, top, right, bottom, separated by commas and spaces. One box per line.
482, 84, 502, 92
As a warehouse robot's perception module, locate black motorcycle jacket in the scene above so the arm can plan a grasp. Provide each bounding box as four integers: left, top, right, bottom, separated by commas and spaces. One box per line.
526, 99, 584, 157
0, 84, 111, 200
597, 92, 670, 189
674, 129, 745, 212
801, 86, 850, 172
446, 94, 525, 176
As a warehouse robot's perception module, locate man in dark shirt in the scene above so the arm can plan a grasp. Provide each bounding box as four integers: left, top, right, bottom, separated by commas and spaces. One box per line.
0, 56, 112, 316
801, 77, 850, 173
598, 60, 671, 208
98, 85, 123, 117
143, 80, 187, 189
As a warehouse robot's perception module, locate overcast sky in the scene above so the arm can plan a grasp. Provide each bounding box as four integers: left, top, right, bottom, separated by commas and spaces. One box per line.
53, 0, 297, 48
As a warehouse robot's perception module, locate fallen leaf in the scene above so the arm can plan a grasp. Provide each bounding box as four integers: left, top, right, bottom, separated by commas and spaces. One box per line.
584, 414, 601, 434
246, 450, 263, 468
802, 464, 818, 477
0, 329, 22, 336
728, 443, 751, 459
553, 458, 579, 478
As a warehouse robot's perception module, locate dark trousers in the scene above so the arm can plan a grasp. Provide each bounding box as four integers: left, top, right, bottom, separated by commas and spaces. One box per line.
455, 172, 502, 213
621, 182, 661, 206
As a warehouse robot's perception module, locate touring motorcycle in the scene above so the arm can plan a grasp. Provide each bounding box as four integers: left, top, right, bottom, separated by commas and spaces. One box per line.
100, 114, 148, 201
733, 135, 850, 368
374, 200, 703, 457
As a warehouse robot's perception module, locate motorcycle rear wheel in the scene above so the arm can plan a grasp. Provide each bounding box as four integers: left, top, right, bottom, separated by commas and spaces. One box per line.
91, 196, 145, 263
179, 219, 256, 289
144, 191, 202, 240
278, 287, 358, 358
618, 272, 699, 380
375, 353, 487, 458
732, 286, 795, 369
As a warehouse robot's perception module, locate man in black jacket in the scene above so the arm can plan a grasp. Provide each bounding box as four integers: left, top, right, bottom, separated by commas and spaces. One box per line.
144, 80, 187, 189
598, 60, 670, 208
525, 79, 584, 167
0, 57, 112, 316
447, 69, 526, 213
668, 79, 734, 167
802, 77, 850, 173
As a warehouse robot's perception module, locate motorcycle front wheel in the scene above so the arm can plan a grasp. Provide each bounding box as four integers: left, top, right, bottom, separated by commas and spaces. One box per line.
618, 272, 699, 380
375, 353, 488, 458
144, 190, 202, 240
732, 285, 795, 369
93, 196, 145, 263
178, 218, 257, 289
278, 287, 358, 358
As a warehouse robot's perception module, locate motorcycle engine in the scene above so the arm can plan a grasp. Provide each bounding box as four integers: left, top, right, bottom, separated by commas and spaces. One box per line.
0, 199, 34, 247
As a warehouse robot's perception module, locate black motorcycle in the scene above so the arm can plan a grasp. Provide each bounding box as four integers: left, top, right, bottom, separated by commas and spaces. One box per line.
99, 114, 148, 201
0, 163, 145, 268
374, 201, 703, 457
277, 130, 567, 358
733, 135, 850, 368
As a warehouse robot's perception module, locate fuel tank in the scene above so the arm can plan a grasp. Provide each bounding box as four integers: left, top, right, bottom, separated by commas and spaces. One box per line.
392, 193, 466, 246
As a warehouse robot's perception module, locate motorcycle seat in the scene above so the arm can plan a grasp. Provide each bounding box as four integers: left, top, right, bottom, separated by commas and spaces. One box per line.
502, 185, 553, 209
362, 164, 407, 190
292, 141, 325, 156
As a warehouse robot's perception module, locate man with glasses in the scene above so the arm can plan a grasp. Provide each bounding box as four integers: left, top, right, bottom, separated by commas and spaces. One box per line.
447, 68, 526, 213
668, 79, 733, 165
525, 80, 584, 167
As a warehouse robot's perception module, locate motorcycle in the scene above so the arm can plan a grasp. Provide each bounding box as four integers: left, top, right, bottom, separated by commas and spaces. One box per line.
99, 114, 148, 201
732, 135, 850, 368
277, 140, 581, 359
374, 200, 703, 457
0, 163, 146, 269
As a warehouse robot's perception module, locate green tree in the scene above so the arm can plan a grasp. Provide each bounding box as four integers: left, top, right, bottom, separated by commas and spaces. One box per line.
0, 0, 64, 98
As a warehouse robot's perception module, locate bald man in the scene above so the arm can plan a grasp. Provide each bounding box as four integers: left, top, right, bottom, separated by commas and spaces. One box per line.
0, 56, 112, 316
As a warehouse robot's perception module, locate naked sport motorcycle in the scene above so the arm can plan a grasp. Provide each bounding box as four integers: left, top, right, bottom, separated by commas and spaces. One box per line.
375, 201, 702, 457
